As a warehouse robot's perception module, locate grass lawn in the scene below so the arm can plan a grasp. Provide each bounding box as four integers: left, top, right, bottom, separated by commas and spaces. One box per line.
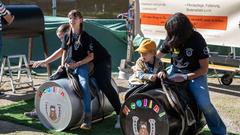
0, 99, 121, 135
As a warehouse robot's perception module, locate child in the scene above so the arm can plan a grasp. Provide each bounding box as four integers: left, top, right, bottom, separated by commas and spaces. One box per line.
32, 24, 70, 69
24, 24, 70, 118
129, 39, 165, 87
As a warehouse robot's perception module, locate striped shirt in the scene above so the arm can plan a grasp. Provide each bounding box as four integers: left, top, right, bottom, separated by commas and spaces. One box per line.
0, 1, 7, 31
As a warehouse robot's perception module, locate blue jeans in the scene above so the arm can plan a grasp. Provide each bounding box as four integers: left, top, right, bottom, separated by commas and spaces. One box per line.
74, 64, 91, 114
167, 66, 226, 135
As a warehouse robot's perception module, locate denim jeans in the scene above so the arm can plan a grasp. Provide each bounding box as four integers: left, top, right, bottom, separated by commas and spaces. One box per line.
167, 65, 226, 135
74, 64, 91, 113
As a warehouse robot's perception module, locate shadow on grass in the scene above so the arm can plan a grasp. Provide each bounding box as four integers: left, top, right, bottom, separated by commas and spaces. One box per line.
0, 98, 121, 135
0, 99, 239, 135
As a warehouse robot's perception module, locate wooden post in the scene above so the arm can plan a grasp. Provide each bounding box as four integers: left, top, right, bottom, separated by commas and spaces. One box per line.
28, 38, 33, 63
52, 0, 57, 16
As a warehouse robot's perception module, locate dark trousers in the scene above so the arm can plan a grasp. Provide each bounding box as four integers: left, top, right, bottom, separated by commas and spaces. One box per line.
93, 57, 121, 114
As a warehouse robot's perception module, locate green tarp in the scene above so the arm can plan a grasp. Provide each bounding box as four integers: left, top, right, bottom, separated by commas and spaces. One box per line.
2, 16, 128, 72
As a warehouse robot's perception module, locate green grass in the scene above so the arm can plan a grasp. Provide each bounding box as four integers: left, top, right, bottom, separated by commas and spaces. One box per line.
0, 99, 121, 135
0, 99, 239, 135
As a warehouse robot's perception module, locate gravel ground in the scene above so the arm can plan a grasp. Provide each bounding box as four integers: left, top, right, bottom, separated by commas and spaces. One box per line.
207, 78, 240, 133
0, 75, 240, 134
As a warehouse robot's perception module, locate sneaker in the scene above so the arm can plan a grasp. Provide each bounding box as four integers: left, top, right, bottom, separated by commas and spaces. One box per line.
114, 115, 121, 129
0, 92, 5, 97
80, 113, 92, 130
24, 110, 38, 119
80, 122, 92, 130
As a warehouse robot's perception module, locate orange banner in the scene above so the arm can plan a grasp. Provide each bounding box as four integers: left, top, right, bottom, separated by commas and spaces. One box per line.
140, 13, 228, 30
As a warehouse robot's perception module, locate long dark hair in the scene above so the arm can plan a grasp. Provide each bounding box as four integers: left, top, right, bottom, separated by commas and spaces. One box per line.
164, 12, 194, 50
67, 9, 83, 46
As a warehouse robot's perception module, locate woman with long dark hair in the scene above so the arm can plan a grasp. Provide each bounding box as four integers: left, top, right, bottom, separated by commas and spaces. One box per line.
64, 9, 122, 129
157, 12, 227, 135
62, 9, 94, 129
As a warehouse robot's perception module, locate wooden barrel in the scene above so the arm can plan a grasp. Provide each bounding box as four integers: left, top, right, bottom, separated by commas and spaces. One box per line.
35, 78, 116, 131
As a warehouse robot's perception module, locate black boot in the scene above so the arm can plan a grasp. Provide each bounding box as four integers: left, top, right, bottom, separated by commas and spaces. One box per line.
24, 109, 38, 119
0, 92, 5, 97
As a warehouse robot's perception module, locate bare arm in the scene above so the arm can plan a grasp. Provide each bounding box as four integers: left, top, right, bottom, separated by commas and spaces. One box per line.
45, 48, 64, 64
32, 48, 64, 68
61, 50, 66, 67
156, 50, 166, 59
187, 58, 209, 80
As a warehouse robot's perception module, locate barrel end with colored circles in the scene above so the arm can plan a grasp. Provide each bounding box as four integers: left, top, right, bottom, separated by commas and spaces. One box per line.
120, 93, 169, 135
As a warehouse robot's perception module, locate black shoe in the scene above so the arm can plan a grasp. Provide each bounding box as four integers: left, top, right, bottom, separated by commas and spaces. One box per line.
0, 92, 5, 97
24, 110, 38, 119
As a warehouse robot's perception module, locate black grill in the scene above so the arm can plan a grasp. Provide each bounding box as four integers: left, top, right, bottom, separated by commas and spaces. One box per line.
2, 4, 44, 38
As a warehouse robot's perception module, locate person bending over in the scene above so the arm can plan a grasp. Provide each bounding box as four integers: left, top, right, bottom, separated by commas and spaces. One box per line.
157, 12, 227, 135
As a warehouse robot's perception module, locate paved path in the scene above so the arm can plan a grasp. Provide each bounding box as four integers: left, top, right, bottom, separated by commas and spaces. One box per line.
0, 120, 47, 135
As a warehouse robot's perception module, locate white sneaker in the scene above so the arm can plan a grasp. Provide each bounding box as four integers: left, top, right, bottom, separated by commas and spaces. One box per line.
114, 115, 121, 129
